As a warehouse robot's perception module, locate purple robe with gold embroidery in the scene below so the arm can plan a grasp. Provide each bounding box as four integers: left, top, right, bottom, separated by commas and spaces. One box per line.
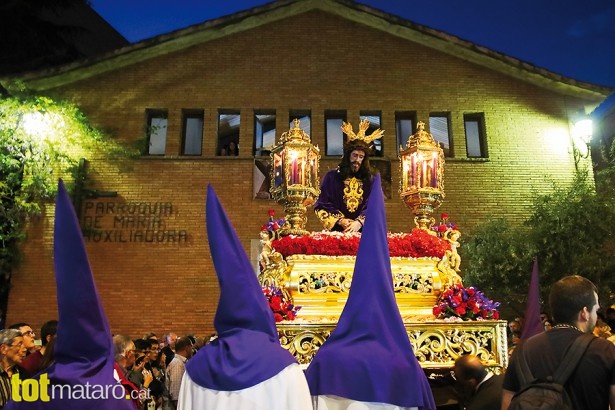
315, 169, 373, 231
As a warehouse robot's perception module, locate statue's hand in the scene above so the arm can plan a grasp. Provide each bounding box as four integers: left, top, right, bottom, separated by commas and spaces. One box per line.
344, 220, 363, 233
338, 218, 352, 229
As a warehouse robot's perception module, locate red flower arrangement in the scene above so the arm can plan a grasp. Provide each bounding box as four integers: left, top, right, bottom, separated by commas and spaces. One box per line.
432, 213, 459, 237
270, 229, 451, 258
433, 284, 500, 321
261, 210, 286, 239
262, 285, 301, 322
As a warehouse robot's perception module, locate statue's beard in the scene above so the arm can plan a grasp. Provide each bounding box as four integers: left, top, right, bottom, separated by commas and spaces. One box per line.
350, 162, 361, 173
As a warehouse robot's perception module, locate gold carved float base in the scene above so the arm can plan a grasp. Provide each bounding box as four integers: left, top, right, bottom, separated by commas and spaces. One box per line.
259, 250, 507, 370
278, 320, 508, 372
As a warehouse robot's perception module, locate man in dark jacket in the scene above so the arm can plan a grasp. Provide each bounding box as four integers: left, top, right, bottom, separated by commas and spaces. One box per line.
454, 354, 503, 410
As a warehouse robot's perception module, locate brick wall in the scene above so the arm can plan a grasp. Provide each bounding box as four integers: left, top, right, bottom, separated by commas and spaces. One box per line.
7, 10, 597, 338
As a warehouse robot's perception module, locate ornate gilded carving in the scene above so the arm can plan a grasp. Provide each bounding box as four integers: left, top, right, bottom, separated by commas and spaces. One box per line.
341, 119, 384, 144
278, 326, 332, 366
276, 321, 508, 371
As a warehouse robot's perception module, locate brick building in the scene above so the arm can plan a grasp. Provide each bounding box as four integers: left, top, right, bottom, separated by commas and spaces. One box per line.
3, 0, 611, 337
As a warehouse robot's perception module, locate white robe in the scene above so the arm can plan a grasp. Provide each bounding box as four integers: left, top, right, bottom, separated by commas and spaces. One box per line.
177, 363, 312, 410
313, 395, 419, 410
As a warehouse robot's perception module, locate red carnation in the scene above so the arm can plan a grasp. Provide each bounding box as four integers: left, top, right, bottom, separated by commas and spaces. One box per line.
268, 209, 275, 217
273, 313, 284, 322
441, 213, 449, 220
269, 295, 282, 311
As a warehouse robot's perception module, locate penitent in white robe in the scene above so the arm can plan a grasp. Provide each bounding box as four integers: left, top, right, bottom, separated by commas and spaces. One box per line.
313, 395, 419, 410
177, 363, 313, 410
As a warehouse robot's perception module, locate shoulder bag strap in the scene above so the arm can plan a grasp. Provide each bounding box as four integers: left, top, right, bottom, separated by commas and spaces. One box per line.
513, 341, 534, 387
552, 333, 594, 385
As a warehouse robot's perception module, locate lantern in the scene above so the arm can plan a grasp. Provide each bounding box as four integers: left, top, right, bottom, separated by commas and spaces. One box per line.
399, 121, 445, 232
270, 119, 320, 236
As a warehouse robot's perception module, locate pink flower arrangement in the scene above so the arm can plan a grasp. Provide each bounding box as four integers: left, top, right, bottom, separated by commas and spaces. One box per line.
262, 285, 301, 322
433, 284, 500, 320
270, 229, 451, 258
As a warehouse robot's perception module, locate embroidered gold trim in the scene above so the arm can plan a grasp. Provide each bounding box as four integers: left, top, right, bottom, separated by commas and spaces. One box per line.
343, 177, 363, 213
315, 209, 345, 231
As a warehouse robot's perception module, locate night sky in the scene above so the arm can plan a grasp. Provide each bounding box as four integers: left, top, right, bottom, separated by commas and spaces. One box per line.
90, 0, 615, 89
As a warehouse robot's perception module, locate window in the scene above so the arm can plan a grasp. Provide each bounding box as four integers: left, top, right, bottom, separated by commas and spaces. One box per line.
217, 111, 240, 156
145, 109, 167, 155
429, 114, 452, 157
464, 113, 487, 158
325, 110, 346, 156
254, 111, 276, 156
395, 111, 417, 153
289, 110, 311, 136
360, 112, 383, 157
181, 110, 203, 155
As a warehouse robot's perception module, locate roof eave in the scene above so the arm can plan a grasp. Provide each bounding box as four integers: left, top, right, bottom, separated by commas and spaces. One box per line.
2, 0, 611, 100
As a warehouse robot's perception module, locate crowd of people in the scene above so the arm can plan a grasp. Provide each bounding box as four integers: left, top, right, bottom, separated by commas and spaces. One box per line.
217, 141, 238, 156
0, 325, 220, 410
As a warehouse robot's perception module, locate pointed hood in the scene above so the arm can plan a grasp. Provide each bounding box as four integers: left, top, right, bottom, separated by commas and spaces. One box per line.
521, 258, 543, 339
185, 185, 295, 391
305, 175, 436, 409
6, 180, 133, 409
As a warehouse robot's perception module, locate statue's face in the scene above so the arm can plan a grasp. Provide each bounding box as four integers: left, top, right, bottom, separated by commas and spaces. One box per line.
349, 150, 366, 173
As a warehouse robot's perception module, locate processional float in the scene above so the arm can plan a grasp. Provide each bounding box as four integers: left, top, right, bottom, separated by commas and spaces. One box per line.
258, 119, 507, 372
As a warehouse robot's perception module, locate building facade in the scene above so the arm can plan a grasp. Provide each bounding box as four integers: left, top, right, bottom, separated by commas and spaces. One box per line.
3, 0, 611, 337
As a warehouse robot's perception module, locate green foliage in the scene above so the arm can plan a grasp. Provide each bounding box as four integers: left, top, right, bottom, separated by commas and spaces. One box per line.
526, 171, 615, 299
463, 171, 615, 316
463, 218, 533, 315
0, 94, 137, 323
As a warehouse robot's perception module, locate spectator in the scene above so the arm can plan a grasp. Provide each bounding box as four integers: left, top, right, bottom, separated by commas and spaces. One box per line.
227, 141, 238, 156
507, 319, 522, 348
540, 311, 552, 330
143, 332, 158, 343
502, 275, 615, 409
114, 335, 153, 409
37, 335, 56, 374
0, 329, 27, 407
161, 333, 177, 367
8, 323, 37, 356
19, 319, 57, 378
453, 354, 503, 410
166, 336, 192, 408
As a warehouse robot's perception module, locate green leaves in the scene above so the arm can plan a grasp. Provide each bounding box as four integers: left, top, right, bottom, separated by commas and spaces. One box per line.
463, 171, 615, 314
0, 94, 137, 321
